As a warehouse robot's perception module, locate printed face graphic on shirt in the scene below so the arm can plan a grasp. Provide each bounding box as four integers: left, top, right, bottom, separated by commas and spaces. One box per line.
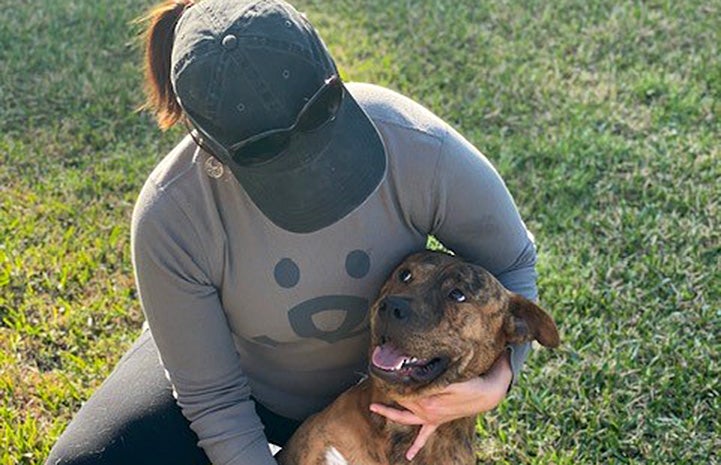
254, 250, 371, 345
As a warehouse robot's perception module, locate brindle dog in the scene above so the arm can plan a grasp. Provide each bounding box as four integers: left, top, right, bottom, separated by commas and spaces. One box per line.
277, 251, 560, 465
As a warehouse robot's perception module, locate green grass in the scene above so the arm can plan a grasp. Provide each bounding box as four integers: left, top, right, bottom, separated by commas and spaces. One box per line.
1, 0, 719, 464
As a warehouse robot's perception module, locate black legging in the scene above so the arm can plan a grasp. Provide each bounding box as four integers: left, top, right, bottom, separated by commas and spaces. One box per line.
45, 329, 301, 465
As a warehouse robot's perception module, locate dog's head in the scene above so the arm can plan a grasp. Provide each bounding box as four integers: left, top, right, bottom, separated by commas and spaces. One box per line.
369, 251, 559, 396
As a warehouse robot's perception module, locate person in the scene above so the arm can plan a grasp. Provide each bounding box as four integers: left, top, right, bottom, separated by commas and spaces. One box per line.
45, 0, 539, 464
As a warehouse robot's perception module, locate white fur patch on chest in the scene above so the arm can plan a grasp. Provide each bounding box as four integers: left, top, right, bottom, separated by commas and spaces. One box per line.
325, 446, 350, 465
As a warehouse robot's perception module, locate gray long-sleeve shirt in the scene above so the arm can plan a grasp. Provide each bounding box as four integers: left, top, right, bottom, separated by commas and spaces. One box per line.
131, 83, 537, 465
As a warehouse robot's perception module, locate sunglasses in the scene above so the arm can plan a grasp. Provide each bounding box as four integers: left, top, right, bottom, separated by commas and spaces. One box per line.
185, 75, 344, 166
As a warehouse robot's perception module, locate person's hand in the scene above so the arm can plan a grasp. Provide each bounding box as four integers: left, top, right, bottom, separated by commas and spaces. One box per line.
369, 351, 512, 461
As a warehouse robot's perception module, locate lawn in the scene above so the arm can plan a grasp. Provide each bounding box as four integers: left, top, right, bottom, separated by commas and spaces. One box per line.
0, 0, 719, 464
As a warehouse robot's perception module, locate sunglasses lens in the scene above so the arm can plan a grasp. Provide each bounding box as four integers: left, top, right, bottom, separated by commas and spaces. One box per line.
207, 77, 343, 164
296, 81, 343, 132
232, 132, 291, 163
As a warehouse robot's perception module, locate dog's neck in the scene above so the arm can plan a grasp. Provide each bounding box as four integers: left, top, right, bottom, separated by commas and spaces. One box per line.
365, 377, 476, 465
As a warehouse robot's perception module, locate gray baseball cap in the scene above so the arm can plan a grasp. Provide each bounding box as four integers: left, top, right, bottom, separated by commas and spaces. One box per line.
170, 0, 386, 233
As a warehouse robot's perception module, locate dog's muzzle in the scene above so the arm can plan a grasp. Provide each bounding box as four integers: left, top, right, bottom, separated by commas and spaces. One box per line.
370, 296, 450, 385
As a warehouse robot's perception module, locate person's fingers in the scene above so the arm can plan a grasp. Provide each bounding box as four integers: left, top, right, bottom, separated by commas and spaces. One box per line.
406, 423, 439, 461
369, 403, 424, 425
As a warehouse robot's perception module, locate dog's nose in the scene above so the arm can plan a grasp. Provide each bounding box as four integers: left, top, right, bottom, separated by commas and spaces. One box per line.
379, 296, 412, 322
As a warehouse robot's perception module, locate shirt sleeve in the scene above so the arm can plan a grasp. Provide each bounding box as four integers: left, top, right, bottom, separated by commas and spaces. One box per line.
131, 184, 276, 465
430, 125, 538, 380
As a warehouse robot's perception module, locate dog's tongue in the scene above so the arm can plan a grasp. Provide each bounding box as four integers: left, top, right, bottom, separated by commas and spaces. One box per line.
371, 344, 407, 370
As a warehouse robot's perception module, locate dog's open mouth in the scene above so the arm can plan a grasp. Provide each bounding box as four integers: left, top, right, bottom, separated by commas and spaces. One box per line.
370, 343, 449, 384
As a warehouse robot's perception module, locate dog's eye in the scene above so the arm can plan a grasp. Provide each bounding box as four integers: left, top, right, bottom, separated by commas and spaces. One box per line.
448, 288, 466, 302
398, 269, 413, 283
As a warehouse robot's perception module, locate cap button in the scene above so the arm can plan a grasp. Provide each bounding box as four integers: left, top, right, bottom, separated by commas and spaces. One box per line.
221, 34, 237, 50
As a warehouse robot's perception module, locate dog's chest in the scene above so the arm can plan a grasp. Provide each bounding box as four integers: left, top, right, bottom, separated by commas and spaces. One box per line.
319, 418, 474, 465
321, 435, 474, 465
386, 421, 476, 465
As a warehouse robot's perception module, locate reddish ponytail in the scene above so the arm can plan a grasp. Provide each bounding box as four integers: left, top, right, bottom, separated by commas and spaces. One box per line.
138, 0, 193, 130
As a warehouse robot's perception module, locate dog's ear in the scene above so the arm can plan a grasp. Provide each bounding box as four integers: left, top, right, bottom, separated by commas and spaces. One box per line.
504, 294, 560, 348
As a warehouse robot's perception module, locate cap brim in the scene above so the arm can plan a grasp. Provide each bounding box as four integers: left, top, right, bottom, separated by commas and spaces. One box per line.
227, 88, 387, 234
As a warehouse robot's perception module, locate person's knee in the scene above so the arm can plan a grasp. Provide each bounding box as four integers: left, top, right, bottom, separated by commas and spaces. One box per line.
45, 436, 103, 465
44, 420, 136, 465
45, 419, 211, 465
